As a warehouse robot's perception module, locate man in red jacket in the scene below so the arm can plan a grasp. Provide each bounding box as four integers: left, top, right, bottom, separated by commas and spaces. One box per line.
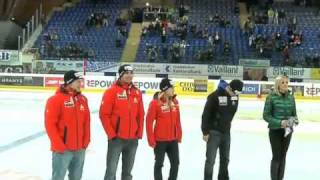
146, 78, 182, 180
99, 64, 144, 180
45, 70, 90, 180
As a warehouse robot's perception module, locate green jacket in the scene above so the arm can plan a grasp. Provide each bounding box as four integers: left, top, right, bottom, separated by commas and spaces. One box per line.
263, 91, 297, 129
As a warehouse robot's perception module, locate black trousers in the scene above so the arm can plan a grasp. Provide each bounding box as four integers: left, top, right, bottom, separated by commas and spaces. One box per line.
154, 141, 180, 180
269, 129, 292, 180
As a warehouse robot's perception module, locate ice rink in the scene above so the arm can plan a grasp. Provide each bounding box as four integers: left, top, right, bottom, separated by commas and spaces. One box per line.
0, 90, 319, 180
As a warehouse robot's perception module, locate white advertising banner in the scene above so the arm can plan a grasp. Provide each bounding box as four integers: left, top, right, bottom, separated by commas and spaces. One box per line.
99, 62, 243, 77
304, 83, 320, 97
267, 67, 310, 79
85, 76, 161, 91
207, 64, 243, 77
0, 50, 20, 65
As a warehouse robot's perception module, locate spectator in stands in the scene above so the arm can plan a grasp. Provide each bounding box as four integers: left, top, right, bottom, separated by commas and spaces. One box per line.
179, 5, 185, 18
273, 9, 279, 25
213, 13, 220, 24
208, 15, 214, 23
142, 26, 148, 37
313, 54, 320, 67
88, 49, 95, 58
288, 16, 297, 31
103, 13, 109, 27
249, 34, 255, 48
155, 18, 162, 33
287, 27, 293, 37
283, 44, 290, 65
202, 28, 209, 39
120, 26, 128, 37
40, 44, 46, 57
149, 46, 159, 62
189, 23, 197, 37
275, 32, 281, 40
224, 41, 231, 55
161, 28, 167, 43
244, 18, 251, 35
249, 17, 255, 32
208, 35, 214, 47
179, 40, 187, 58
181, 25, 188, 40
293, 34, 301, 46
50, 31, 59, 41
171, 42, 181, 63
259, 45, 265, 57
219, 16, 228, 28
162, 44, 169, 60
117, 28, 122, 39
278, 9, 286, 24
214, 32, 221, 44
288, 34, 295, 46
267, 8, 275, 24
161, 19, 169, 31
43, 32, 50, 41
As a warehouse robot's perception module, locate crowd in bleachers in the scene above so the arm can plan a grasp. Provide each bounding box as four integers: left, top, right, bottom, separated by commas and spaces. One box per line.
242, 0, 320, 67
137, 0, 240, 64
35, 0, 131, 62
34, 0, 320, 70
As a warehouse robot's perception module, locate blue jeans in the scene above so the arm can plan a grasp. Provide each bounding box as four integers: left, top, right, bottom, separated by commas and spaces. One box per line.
52, 149, 86, 180
104, 138, 138, 180
204, 130, 230, 180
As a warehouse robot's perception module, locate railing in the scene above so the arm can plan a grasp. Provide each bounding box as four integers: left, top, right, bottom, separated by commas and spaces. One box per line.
18, 3, 43, 51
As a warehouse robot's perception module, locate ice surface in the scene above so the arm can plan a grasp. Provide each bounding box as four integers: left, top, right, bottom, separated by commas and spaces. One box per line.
0, 91, 319, 180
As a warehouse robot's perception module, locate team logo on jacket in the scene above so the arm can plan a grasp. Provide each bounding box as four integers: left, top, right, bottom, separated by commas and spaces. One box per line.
133, 97, 138, 103
117, 91, 127, 99
218, 96, 228, 106
80, 104, 85, 111
64, 97, 75, 107
231, 96, 238, 106
161, 105, 170, 113
171, 106, 177, 112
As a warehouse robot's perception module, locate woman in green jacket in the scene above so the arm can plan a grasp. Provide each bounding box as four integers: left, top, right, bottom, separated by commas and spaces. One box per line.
263, 75, 298, 180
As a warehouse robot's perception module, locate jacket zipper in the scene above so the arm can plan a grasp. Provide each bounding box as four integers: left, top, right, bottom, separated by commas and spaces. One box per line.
63, 127, 68, 144
169, 101, 173, 140
127, 89, 132, 139
74, 96, 79, 149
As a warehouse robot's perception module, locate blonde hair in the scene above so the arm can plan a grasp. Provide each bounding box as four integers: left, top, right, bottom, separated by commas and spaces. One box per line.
274, 75, 289, 95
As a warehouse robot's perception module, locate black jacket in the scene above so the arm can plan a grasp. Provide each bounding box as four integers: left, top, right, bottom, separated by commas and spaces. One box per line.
201, 88, 239, 134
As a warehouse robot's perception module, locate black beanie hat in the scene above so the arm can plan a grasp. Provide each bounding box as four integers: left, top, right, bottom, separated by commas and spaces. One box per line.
64, 70, 83, 85
229, 79, 244, 92
118, 64, 133, 77
160, 78, 173, 91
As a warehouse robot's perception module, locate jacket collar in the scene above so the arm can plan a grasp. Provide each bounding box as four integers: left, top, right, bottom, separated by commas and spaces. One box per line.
116, 80, 134, 90
58, 85, 80, 96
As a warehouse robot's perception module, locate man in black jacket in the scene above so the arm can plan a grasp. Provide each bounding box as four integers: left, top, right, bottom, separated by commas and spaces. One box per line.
202, 79, 243, 180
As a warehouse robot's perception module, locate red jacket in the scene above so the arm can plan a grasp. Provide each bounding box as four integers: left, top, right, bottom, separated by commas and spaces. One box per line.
99, 81, 144, 140
146, 94, 182, 147
45, 87, 90, 153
